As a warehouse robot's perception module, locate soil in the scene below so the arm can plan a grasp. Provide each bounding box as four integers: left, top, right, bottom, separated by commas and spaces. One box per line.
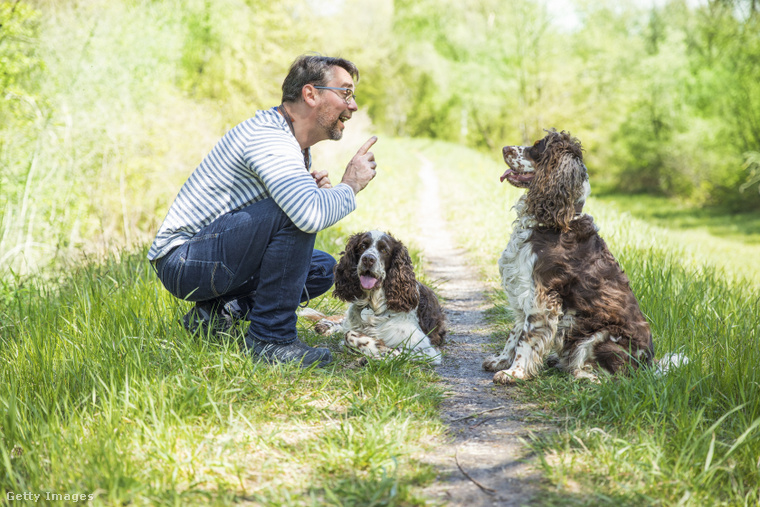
416, 156, 554, 506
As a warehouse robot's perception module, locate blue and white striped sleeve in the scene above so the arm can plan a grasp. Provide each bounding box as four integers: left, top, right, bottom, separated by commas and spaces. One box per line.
244, 127, 356, 234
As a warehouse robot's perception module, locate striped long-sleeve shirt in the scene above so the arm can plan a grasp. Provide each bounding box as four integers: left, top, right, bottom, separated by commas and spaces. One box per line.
147, 107, 356, 261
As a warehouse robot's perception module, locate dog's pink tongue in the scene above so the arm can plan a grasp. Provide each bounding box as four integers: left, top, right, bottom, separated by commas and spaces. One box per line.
500, 169, 512, 182
360, 275, 378, 290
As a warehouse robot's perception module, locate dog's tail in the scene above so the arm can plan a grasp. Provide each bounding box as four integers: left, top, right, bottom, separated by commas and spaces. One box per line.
297, 307, 328, 322
654, 352, 689, 376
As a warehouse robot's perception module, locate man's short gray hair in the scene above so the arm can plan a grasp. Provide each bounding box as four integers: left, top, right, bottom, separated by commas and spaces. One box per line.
281, 54, 359, 103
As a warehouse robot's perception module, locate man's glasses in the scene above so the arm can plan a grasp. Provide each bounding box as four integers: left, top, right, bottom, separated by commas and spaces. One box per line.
313, 86, 357, 104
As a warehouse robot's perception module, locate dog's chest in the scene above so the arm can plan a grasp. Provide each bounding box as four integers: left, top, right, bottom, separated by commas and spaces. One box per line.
347, 292, 391, 333
359, 306, 391, 329
498, 224, 537, 314
346, 292, 421, 345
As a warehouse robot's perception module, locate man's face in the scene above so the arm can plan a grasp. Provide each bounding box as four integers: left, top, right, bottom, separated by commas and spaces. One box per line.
315, 66, 358, 141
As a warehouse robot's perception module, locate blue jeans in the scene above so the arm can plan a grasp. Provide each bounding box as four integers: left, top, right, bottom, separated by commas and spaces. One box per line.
154, 198, 336, 345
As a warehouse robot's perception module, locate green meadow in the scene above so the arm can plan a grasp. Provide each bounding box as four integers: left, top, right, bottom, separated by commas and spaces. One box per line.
2, 0, 760, 505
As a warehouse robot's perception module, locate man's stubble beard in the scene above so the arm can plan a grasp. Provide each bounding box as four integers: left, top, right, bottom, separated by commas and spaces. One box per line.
316, 106, 344, 141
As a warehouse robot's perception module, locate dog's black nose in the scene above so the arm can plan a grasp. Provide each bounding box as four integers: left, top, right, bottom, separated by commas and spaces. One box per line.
361, 255, 376, 267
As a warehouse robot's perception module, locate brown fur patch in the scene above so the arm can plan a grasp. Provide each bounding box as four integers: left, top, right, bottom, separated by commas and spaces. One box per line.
529, 216, 654, 373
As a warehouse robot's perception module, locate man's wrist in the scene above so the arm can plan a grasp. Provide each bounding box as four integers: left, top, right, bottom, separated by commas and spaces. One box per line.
340, 179, 361, 194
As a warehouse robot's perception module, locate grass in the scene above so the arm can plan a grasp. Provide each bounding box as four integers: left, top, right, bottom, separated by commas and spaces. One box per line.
0, 253, 444, 505
2, 136, 760, 505
597, 192, 760, 242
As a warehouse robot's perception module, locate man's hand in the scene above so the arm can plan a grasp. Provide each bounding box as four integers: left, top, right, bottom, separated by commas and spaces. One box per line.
311, 170, 332, 189
340, 136, 378, 194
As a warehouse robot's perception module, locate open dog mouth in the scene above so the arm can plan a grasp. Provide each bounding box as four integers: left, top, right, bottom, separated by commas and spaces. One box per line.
500, 165, 534, 187
501, 148, 535, 188
359, 275, 378, 290
358, 267, 382, 290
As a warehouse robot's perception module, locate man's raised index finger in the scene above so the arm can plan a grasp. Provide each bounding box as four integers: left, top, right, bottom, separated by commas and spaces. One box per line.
357, 136, 378, 155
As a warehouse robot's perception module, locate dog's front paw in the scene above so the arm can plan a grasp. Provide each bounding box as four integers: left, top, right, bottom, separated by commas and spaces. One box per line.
482, 355, 513, 372
571, 366, 600, 383
493, 369, 526, 385
314, 320, 332, 335
314, 318, 342, 336
347, 356, 369, 369
344, 330, 369, 352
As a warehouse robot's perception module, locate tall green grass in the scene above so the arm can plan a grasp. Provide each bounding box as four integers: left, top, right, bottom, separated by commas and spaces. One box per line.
0, 252, 443, 504
509, 248, 760, 505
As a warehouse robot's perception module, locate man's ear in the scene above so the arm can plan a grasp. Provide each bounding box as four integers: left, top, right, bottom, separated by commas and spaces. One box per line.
302, 84, 318, 106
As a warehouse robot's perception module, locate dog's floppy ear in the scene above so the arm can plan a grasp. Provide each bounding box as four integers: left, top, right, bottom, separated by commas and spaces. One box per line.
384, 237, 419, 312
527, 130, 588, 231
333, 232, 365, 302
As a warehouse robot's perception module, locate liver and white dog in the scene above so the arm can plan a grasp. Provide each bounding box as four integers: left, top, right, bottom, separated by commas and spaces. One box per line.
301, 231, 446, 364
483, 129, 656, 384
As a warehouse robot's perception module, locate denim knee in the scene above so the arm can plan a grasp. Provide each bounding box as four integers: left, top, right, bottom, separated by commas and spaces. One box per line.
303, 250, 336, 301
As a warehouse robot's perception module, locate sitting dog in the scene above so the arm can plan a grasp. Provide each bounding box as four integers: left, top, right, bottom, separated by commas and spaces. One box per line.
301, 230, 446, 364
483, 129, 655, 384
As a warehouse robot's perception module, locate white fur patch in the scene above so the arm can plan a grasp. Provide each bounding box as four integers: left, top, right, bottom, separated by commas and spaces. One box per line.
655, 352, 689, 376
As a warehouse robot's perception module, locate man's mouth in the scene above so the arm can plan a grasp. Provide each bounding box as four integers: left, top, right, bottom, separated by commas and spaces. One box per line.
339, 114, 350, 126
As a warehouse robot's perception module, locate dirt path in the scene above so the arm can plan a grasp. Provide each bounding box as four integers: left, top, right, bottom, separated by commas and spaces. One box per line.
416, 156, 551, 506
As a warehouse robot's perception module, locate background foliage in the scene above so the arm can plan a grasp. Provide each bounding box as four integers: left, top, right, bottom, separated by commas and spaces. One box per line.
1, 0, 759, 277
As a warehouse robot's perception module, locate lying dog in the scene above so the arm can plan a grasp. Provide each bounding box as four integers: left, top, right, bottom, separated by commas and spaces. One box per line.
301, 230, 445, 364
483, 129, 656, 384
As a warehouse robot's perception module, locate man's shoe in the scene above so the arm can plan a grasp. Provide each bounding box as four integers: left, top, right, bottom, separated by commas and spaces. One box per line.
252, 338, 332, 368
182, 302, 235, 336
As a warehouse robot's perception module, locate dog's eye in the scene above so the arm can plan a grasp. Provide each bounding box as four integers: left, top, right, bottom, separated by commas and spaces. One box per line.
529, 139, 549, 159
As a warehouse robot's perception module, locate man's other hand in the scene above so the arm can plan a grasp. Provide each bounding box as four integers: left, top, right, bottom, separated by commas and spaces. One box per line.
311, 170, 332, 189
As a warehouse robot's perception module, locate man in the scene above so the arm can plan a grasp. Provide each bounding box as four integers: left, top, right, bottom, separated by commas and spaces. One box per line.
148, 55, 377, 368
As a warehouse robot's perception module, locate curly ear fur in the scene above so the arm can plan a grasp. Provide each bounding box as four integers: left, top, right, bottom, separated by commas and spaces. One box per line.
417, 283, 446, 346
383, 238, 419, 312
526, 129, 588, 231
333, 232, 366, 302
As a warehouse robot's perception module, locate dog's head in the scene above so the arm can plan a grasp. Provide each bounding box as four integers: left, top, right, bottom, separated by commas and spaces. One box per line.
501, 129, 590, 230
333, 230, 419, 312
